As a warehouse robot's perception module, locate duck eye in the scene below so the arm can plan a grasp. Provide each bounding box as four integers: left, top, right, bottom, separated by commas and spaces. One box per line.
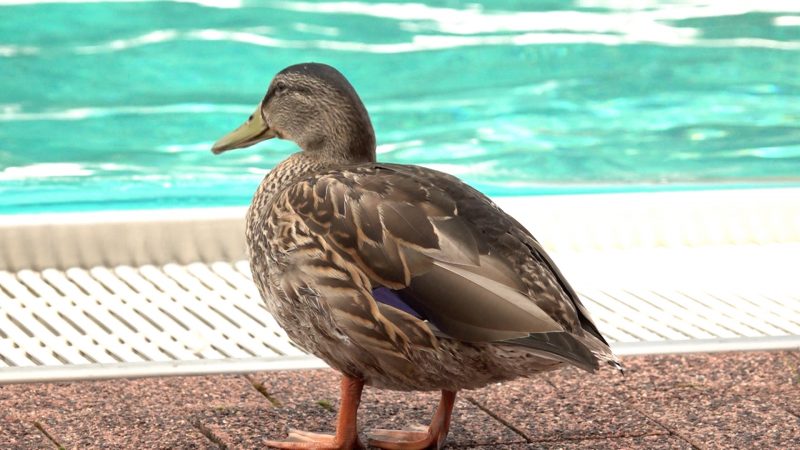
248, 114, 254, 121
275, 82, 287, 93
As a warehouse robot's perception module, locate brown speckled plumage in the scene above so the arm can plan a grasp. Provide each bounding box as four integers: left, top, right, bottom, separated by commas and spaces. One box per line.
213, 62, 621, 448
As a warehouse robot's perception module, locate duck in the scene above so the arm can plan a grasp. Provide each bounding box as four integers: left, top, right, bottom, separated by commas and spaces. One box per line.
211, 62, 621, 450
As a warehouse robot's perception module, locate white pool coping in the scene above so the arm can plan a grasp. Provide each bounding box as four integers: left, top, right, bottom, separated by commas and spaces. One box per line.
2, 187, 799, 271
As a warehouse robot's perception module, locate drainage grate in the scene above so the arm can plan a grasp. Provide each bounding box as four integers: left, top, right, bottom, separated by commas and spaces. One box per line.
0, 262, 322, 383
1, 245, 798, 383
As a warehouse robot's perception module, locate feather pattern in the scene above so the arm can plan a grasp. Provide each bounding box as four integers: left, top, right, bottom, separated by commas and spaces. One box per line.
247, 154, 621, 390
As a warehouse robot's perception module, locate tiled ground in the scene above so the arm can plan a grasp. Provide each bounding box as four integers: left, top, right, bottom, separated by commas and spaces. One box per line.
0, 350, 798, 449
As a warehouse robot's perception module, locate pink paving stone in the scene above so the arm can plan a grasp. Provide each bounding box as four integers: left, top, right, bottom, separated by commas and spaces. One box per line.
465, 376, 664, 442
633, 350, 799, 392
0, 414, 54, 449
0, 375, 268, 448
544, 350, 800, 396
34, 408, 216, 449
625, 385, 800, 449
0, 375, 265, 418
541, 351, 800, 448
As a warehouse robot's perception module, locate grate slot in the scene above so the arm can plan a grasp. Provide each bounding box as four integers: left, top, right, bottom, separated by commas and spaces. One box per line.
108, 310, 138, 333
51, 351, 69, 365
6, 314, 34, 338
31, 313, 60, 337
0, 281, 14, 299
82, 311, 112, 334
133, 309, 164, 332
0, 339, 35, 367
0, 351, 16, 367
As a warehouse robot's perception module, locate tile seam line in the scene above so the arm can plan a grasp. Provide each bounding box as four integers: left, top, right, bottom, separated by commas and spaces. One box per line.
522, 378, 678, 444
464, 396, 533, 443
526, 430, 677, 443
191, 419, 228, 450
728, 383, 800, 425
32, 420, 64, 450
621, 402, 702, 450
245, 374, 283, 407
784, 408, 800, 420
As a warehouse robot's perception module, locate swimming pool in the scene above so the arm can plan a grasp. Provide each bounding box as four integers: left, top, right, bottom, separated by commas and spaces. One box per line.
1, 0, 799, 213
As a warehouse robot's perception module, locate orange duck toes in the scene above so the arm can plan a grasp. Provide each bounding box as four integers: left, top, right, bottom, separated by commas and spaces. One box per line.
212, 63, 622, 450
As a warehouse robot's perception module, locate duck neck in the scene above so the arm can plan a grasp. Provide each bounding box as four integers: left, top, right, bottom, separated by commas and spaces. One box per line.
299, 103, 377, 164
316, 125, 376, 164
254, 153, 325, 203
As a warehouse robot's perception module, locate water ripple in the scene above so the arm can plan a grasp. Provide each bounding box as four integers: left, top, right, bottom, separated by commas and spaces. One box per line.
0, 45, 40, 57
5, 0, 798, 59
0, 163, 94, 180
64, 27, 800, 56
0, 0, 243, 8
0, 103, 253, 121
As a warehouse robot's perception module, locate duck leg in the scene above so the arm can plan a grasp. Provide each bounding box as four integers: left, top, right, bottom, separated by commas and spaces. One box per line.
266, 375, 365, 449
367, 390, 457, 450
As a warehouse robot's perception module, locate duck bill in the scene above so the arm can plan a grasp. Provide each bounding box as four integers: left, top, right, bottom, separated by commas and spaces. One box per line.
211, 107, 276, 154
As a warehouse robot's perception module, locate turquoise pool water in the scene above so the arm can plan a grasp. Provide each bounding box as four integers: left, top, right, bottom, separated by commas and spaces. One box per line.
1, 1, 799, 213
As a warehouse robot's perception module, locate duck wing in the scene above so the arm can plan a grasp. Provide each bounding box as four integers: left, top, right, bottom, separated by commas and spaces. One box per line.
271, 163, 618, 372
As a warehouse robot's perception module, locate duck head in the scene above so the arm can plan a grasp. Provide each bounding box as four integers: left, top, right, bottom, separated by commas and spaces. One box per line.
211, 63, 376, 163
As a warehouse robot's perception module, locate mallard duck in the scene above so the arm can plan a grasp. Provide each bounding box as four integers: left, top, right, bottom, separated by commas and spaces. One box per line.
212, 63, 621, 450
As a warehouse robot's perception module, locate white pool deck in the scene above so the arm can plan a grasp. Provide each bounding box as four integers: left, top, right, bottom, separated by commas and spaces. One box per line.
1, 188, 799, 383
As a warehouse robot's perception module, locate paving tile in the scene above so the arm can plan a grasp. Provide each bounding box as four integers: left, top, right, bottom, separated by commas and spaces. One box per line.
0, 414, 53, 449
244, 369, 525, 447
777, 395, 800, 418
737, 373, 800, 420
627, 385, 800, 449
125, 374, 269, 411
252, 368, 341, 407
466, 376, 663, 443
588, 350, 800, 446
0, 374, 266, 418
649, 351, 799, 392
545, 350, 800, 397
35, 408, 217, 449
0, 375, 266, 449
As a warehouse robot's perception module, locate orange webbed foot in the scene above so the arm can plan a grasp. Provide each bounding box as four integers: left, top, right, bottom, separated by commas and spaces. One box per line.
367, 425, 445, 449
265, 428, 365, 449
